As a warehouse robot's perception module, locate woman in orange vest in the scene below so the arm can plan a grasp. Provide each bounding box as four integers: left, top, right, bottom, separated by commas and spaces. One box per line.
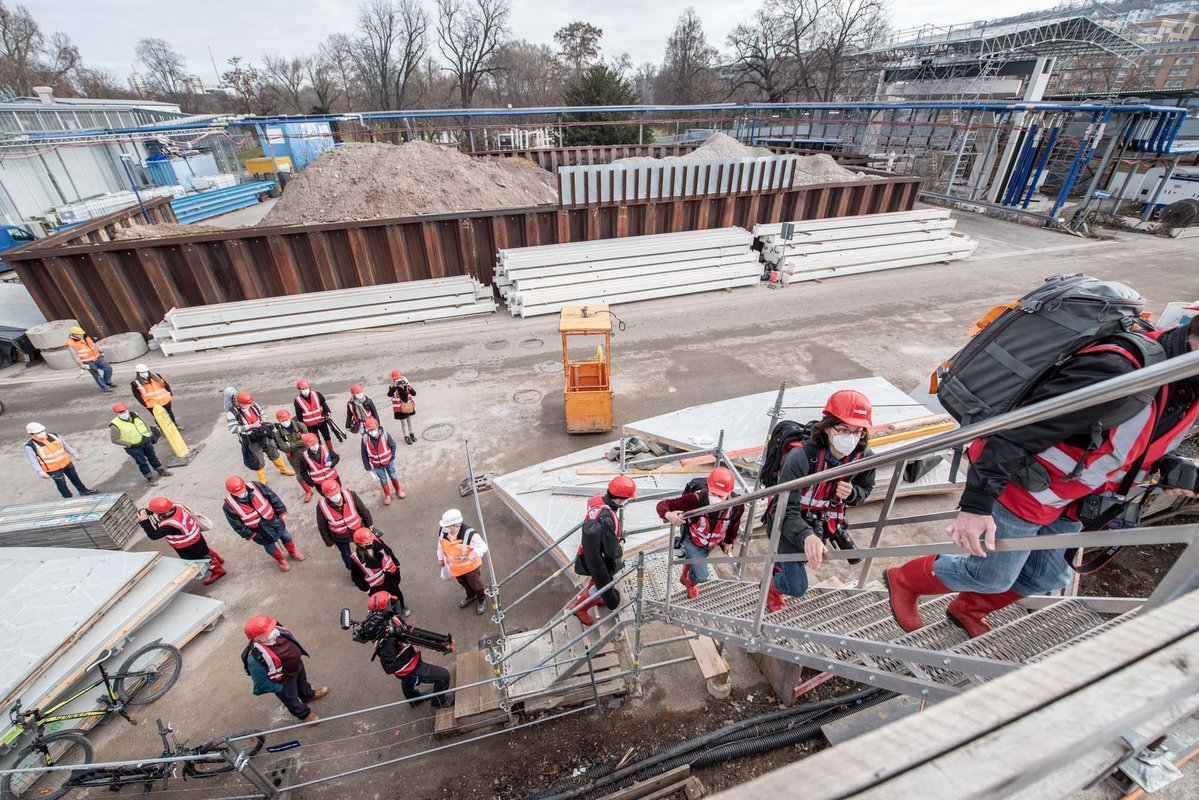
130, 364, 181, 428
24, 422, 98, 498
65, 326, 113, 392
436, 509, 489, 615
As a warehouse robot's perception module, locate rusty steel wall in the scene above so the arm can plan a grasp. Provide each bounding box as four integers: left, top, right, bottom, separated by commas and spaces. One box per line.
9, 174, 921, 338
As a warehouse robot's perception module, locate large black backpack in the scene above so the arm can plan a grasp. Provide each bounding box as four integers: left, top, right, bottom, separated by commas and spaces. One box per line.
759, 419, 814, 488
933, 275, 1161, 426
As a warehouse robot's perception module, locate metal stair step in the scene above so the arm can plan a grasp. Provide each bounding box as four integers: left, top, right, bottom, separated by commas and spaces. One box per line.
1027, 607, 1138, 663
807, 598, 897, 636
948, 599, 1109, 663
844, 594, 955, 646
779, 590, 888, 631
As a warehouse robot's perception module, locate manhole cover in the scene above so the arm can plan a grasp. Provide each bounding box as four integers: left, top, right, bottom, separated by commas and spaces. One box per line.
454, 368, 480, 382
422, 423, 455, 442
537, 360, 564, 374
519, 338, 544, 350
485, 339, 509, 351
513, 389, 542, 404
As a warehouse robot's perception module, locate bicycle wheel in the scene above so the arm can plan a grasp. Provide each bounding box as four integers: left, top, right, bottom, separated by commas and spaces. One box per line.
183, 733, 266, 777
114, 643, 182, 705
0, 731, 93, 800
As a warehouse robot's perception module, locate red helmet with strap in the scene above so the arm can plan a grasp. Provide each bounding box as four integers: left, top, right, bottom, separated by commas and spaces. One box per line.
243, 615, 276, 639
707, 467, 735, 496
350, 384, 363, 394
608, 475, 637, 499
225, 476, 246, 494
391, 370, 403, 380
351, 527, 375, 546
112, 402, 128, 413
147, 497, 172, 514
301, 432, 319, 446
823, 390, 873, 429
364, 418, 379, 431
296, 379, 309, 390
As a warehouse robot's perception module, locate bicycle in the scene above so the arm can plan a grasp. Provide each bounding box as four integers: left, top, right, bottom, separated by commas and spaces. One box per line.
1, 641, 183, 800
1, 719, 264, 800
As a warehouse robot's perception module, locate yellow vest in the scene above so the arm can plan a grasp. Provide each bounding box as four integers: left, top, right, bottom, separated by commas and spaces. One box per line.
111, 415, 152, 445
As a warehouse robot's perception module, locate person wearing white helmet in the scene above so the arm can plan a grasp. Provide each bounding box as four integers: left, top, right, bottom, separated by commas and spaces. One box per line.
24, 422, 97, 498
436, 509, 489, 615
130, 363, 182, 430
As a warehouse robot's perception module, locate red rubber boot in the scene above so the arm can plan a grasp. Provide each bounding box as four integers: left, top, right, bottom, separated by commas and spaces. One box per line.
284, 541, 306, 561
382, 482, 392, 506
207, 549, 224, 566
270, 548, 290, 572
679, 565, 699, 600
202, 562, 227, 585
568, 585, 602, 626
946, 590, 1024, 638
300, 479, 313, 504
884, 555, 951, 632
391, 478, 406, 500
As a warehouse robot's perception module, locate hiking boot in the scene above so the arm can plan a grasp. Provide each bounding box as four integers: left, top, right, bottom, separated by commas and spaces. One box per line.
458, 596, 475, 609
475, 600, 487, 615
156, 468, 174, 477
310, 687, 330, 701
80, 489, 99, 496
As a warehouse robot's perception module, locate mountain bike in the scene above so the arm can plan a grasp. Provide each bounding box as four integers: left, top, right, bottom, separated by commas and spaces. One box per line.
1, 642, 182, 800
1, 719, 264, 800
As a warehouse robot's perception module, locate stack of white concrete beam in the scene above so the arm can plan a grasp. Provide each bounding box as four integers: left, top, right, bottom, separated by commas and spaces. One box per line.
151, 276, 495, 354
755, 209, 976, 284
496, 228, 760, 318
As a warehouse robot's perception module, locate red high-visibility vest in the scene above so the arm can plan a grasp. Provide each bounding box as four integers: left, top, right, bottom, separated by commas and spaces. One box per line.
365, 434, 393, 467
157, 505, 202, 548
317, 493, 363, 536
350, 548, 397, 587
224, 485, 276, 528
687, 505, 740, 549
295, 392, 325, 426
301, 443, 337, 483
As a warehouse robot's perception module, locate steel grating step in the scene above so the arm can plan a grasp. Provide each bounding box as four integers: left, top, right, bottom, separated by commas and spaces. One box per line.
774, 590, 888, 631
766, 588, 860, 626
845, 594, 955, 646
1027, 607, 1139, 663
949, 600, 1109, 663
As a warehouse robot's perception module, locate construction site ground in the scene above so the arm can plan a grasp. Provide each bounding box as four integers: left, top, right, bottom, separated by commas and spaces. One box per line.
1, 210, 1195, 799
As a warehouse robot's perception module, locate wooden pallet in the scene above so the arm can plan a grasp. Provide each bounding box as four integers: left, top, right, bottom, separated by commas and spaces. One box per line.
434, 650, 510, 737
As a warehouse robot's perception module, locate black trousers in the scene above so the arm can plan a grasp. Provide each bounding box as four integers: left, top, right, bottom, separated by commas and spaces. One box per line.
401, 660, 452, 707
277, 663, 316, 719
124, 441, 163, 478
455, 568, 486, 602
49, 463, 88, 497
308, 421, 336, 451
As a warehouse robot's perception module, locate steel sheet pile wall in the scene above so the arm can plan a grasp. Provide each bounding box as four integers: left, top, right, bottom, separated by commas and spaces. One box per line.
8, 173, 920, 337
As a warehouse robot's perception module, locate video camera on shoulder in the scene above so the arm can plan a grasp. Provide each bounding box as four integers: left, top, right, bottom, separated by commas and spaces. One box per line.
339, 600, 455, 654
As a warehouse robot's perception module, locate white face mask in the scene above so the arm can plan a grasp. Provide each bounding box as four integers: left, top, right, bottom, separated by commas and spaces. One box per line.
259, 630, 280, 645
300, 388, 310, 397
831, 433, 859, 456
369, 429, 381, 438
329, 493, 343, 505
354, 393, 365, 401
118, 412, 131, 421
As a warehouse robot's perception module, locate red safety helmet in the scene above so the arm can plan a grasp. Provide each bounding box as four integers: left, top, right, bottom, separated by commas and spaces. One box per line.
146, 497, 173, 514
112, 402, 128, 413
301, 432, 319, 446
707, 467, 736, 496
350, 384, 363, 394
243, 615, 277, 640
351, 528, 375, 546
225, 476, 246, 495
823, 389, 873, 429
391, 370, 403, 380
364, 418, 379, 431
366, 592, 393, 612
321, 479, 341, 496
236, 391, 253, 405
275, 409, 292, 422
608, 475, 637, 499
296, 379, 310, 390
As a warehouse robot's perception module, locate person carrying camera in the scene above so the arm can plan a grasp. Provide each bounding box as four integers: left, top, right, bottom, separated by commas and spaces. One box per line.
367, 593, 453, 709
224, 388, 294, 485
349, 528, 409, 616
386, 369, 419, 445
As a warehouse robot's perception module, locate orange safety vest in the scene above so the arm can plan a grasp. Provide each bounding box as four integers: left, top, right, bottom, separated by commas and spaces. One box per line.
295, 392, 325, 426
66, 336, 101, 363
29, 435, 72, 472
440, 530, 481, 577
157, 505, 202, 549
136, 377, 172, 408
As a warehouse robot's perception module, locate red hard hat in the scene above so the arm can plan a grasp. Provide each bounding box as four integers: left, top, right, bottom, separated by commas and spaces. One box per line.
364, 417, 379, 431
391, 370, 403, 380
296, 379, 309, 390
707, 467, 736, 496
351, 527, 374, 546
301, 432, 319, 446
823, 390, 873, 429
147, 497, 172, 514
276, 409, 291, 422
243, 615, 277, 640
112, 402, 128, 413
320, 479, 341, 496
608, 475, 637, 499
366, 592, 393, 612
350, 384, 363, 394
225, 476, 246, 495
236, 391, 253, 405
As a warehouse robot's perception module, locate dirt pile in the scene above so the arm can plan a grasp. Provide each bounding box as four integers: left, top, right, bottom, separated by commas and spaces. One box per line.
259, 141, 558, 226
685, 131, 774, 159
111, 223, 219, 240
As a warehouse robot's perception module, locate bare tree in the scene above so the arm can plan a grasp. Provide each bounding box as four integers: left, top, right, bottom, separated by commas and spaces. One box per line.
319, 33, 359, 110
70, 65, 135, 99
136, 38, 191, 103
483, 39, 566, 107
657, 7, 719, 105
634, 61, 657, 103
307, 51, 342, 113
263, 54, 309, 113
554, 21, 602, 75
727, 3, 799, 102
355, 0, 428, 109
0, 2, 79, 95
222, 56, 276, 115
436, 0, 510, 108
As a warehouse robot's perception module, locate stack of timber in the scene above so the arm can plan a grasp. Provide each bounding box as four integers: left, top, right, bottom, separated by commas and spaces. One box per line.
0, 493, 139, 550
0, 548, 225, 761
755, 209, 977, 284
150, 276, 496, 354
495, 228, 760, 318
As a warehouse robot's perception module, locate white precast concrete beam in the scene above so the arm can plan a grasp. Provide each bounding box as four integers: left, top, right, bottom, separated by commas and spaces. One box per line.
515, 275, 761, 318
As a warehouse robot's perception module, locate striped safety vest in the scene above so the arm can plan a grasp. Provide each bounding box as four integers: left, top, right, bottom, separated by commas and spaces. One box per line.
301, 444, 338, 483
440, 528, 482, 576
111, 414, 153, 445
295, 392, 325, 426
248, 625, 296, 681
365, 433, 393, 467
66, 336, 101, 362
136, 377, 172, 408
156, 505, 202, 549
29, 435, 71, 472
350, 547, 398, 588
224, 485, 276, 528
797, 448, 861, 535
317, 493, 363, 536
687, 502, 741, 549
237, 403, 262, 427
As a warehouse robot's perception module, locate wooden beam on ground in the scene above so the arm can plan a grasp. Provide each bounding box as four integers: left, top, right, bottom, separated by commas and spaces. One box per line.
688, 636, 729, 683
597, 765, 691, 800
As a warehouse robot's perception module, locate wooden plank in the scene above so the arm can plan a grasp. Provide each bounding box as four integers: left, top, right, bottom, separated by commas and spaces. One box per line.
434, 664, 458, 735
600, 766, 690, 800
688, 636, 729, 683
522, 676, 627, 713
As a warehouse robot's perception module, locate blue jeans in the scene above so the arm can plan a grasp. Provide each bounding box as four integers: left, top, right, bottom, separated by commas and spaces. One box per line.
370, 462, 398, 484
87, 356, 113, 390
933, 502, 1081, 595
772, 558, 809, 598
261, 529, 294, 556
124, 440, 162, 478
681, 537, 712, 583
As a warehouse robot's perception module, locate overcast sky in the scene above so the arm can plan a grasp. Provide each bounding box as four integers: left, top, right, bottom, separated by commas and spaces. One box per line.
39, 0, 1058, 85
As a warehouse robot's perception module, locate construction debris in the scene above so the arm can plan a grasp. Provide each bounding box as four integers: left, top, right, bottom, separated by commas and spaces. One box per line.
110, 222, 220, 240
755, 209, 978, 283
259, 141, 558, 226
150, 276, 496, 354
496, 228, 760, 318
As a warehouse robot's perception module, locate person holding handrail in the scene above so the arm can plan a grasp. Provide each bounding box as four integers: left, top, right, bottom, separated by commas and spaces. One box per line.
569, 475, 636, 625
886, 317, 1199, 637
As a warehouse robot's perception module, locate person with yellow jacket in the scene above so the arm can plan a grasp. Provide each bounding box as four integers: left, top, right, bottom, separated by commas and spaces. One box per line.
109, 402, 173, 485
24, 422, 98, 498
130, 364, 181, 429
65, 326, 113, 392
436, 509, 489, 615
